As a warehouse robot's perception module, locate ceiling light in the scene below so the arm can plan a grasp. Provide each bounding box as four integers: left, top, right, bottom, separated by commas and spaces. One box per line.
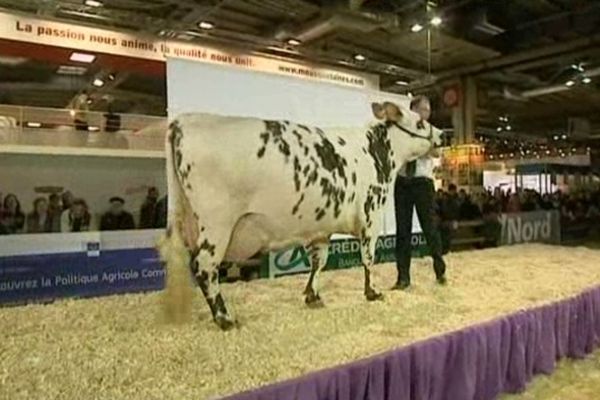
198, 21, 214, 30
57, 65, 87, 75
561, 134, 567, 139
26, 122, 41, 128
93, 78, 104, 87
506, 125, 512, 131
84, 0, 103, 6
565, 80, 575, 87
496, 127, 502, 132
553, 135, 559, 140
108, 73, 115, 81
583, 77, 591, 84
395, 80, 409, 86
88, 126, 100, 132
571, 64, 585, 72
70, 52, 96, 63
430, 16, 442, 26
287, 38, 301, 46
411, 23, 424, 33
354, 54, 366, 61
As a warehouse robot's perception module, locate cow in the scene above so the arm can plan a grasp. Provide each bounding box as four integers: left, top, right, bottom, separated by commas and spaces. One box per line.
159, 101, 443, 330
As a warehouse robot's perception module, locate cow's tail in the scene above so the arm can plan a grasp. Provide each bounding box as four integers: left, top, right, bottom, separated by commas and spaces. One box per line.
157, 119, 193, 324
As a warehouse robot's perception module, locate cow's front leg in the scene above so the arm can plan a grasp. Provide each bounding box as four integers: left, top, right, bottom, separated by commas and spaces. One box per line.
303, 242, 329, 308
191, 240, 236, 331
359, 236, 384, 301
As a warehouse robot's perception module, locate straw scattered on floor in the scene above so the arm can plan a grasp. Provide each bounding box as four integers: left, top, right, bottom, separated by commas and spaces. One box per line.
2, 244, 600, 400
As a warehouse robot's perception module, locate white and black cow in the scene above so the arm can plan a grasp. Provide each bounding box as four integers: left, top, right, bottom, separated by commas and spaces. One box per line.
161, 102, 443, 330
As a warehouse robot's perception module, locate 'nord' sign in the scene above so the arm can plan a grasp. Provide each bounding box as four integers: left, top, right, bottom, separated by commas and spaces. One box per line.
499, 211, 560, 246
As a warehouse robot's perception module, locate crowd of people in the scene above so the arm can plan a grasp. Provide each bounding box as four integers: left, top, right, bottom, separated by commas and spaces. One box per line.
0, 188, 167, 235
434, 184, 600, 223
2, 183, 599, 238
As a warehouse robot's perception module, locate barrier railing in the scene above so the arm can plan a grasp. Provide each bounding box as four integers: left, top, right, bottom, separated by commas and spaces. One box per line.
0, 104, 167, 154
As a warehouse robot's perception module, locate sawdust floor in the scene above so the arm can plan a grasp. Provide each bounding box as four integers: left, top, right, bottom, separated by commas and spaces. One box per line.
2, 244, 600, 400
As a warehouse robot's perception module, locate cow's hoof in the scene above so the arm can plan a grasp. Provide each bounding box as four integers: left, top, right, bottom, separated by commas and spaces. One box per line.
305, 293, 325, 309
215, 316, 237, 331
365, 290, 384, 302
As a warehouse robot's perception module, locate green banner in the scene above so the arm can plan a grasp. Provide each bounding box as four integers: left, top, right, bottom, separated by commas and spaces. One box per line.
268, 233, 429, 278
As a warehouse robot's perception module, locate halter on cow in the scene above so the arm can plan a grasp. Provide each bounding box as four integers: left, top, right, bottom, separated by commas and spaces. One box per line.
159, 101, 443, 330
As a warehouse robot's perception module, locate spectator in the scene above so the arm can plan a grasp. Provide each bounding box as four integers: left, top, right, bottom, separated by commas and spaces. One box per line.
100, 197, 135, 231
48, 193, 62, 217
25, 197, 57, 233
139, 187, 159, 229
73, 90, 90, 131
506, 193, 521, 213
154, 195, 168, 229
61, 199, 92, 232
0, 194, 25, 234
104, 103, 121, 133
61, 191, 75, 211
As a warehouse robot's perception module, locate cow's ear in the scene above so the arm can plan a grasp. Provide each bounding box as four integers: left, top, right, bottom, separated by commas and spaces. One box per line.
371, 103, 385, 120
383, 102, 402, 122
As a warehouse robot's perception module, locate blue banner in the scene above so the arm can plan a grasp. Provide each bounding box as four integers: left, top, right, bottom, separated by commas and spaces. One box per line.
0, 248, 164, 305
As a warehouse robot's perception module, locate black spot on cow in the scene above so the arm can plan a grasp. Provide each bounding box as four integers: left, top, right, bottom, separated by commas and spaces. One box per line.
193, 213, 199, 221
314, 137, 348, 186
293, 156, 302, 192
319, 177, 345, 218
337, 137, 346, 146
352, 172, 357, 185
257, 120, 291, 161
186, 183, 192, 190
302, 165, 310, 177
349, 192, 356, 203
292, 193, 305, 215
201, 226, 205, 232
366, 124, 394, 185
298, 125, 311, 134
169, 120, 185, 174
316, 209, 326, 221
199, 239, 216, 257
303, 147, 309, 156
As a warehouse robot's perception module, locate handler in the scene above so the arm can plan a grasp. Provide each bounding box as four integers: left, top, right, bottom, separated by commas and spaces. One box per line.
392, 95, 447, 290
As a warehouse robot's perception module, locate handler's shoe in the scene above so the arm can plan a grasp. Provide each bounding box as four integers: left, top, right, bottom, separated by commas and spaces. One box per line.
391, 281, 411, 291
436, 275, 447, 286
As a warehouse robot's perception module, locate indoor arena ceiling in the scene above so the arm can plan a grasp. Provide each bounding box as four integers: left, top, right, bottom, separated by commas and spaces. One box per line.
1, 0, 600, 139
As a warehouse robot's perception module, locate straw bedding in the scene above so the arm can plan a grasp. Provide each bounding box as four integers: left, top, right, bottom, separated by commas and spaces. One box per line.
2, 244, 600, 400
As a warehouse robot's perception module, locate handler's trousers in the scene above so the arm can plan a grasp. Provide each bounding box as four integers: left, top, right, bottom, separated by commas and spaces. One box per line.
394, 176, 446, 285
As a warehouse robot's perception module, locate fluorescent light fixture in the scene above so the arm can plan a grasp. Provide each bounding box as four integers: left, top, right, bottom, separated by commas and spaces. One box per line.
26, 122, 41, 128
395, 80, 409, 86
354, 54, 366, 61
430, 16, 442, 26
565, 80, 575, 87
88, 126, 100, 132
85, 0, 103, 6
411, 23, 424, 33
583, 77, 591, 84
70, 52, 96, 63
93, 78, 104, 87
57, 65, 87, 75
198, 21, 214, 30
287, 38, 301, 46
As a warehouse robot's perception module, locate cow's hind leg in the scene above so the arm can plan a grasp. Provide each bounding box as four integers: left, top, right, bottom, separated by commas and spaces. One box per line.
359, 235, 384, 301
190, 230, 236, 331
303, 241, 329, 308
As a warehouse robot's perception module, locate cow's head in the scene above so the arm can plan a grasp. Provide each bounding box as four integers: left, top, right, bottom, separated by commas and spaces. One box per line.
371, 101, 443, 159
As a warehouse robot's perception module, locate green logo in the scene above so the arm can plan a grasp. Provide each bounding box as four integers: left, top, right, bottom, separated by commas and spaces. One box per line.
274, 247, 310, 271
